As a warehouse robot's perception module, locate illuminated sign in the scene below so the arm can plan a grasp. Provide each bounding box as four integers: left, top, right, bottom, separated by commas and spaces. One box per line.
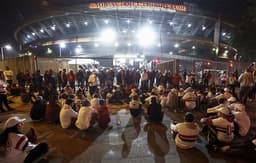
88, 2, 187, 12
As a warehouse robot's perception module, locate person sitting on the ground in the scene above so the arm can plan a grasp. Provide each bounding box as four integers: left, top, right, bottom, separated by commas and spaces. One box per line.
159, 91, 168, 108
60, 85, 74, 99
206, 94, 226, 115
166, 88, 178, 111
109, 85, 125, 104
145, 92, 159, 106
90, 94, 100, 108
30, 96, 46, 121
129, 88, 138, 100
74, 93, 86, 112
0, 116, 48, 163
223, 88, 233, 100
96, 99, 111, 129
171, 112, 201, 149
59, 99, 78, 129
227, 97, 251, 136
147, 97, 163, 123
181, 87, 197, 110
75, 100, 98, 130
45, 95, 61, 123
201, 106, 235, 149
129, 95, 143, 125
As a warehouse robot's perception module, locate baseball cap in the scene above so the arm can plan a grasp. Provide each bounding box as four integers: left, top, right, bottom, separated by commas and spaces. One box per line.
4, 116, 26, 129
217, 107, 230, 115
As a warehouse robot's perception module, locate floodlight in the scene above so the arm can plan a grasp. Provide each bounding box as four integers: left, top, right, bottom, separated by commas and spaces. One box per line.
4, 45, 12, 50
51, 25, 56, 30
137, 26, 156, 46
100, 28, 116, 43
75, 45, 82, 54
114, 42, 119, 47
104, 19, 109, 24
66, 23, 71, 28
59, 42, 66, 48
174, 43, 179, 48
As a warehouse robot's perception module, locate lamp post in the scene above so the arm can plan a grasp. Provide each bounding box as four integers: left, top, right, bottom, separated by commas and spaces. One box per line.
1, 44, 12, 60
59, 43, 66, 57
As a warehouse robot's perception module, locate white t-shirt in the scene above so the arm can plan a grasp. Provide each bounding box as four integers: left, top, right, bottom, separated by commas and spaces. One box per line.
212, 117, 234, 143
60, 104, 78, 129
232, 111, 251, 136
75, 106, 97, 130
172, 122, 200, 149
4, 133, 36, 163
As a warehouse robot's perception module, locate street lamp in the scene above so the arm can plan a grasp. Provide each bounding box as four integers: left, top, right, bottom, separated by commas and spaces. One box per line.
1, 44, 12, 60
59, 43, 66, 57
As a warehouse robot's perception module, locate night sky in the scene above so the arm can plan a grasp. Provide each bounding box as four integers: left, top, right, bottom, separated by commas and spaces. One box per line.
0, 0, 247, 46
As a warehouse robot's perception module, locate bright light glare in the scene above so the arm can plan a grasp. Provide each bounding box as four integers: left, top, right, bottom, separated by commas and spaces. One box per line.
66, 23, 71, 28
174, 43, 179, 48
192, 46, 196, 49
75, 46, 82, 54
114, 42, 119, 47
187, 24, 192, 28
32, 32, 36, 36
51, 25, 56, 30
59, 42, 66, 48
137, 26, 156, 46
202, 26, 206, 30
5, 45, 12, 50
100, 28, 116, 43
40, 29, 44, 33
104, 19, 109, 24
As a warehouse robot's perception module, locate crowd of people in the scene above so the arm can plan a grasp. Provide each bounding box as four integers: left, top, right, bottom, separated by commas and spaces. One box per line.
0, 63, 256, 162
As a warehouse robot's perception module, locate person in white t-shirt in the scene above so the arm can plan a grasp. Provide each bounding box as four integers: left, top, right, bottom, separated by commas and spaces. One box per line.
59, 99, 78, 129
75, 100, 98, 130
201, 106, 234, 149
0, 116, 48, 163
171, 112, 200, 149
227, 97, 250, 136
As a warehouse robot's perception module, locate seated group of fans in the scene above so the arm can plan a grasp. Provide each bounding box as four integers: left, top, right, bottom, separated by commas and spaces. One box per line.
1, 80, 255, 163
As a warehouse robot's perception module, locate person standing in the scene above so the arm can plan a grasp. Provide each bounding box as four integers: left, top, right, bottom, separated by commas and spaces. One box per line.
88, 71, 98, 96
0, 71, 13, 112
3, 66, 14, 86
238, 68, 253, 104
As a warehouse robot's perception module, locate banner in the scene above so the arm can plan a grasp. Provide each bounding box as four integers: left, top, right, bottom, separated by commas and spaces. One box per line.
88, 2, 187, 12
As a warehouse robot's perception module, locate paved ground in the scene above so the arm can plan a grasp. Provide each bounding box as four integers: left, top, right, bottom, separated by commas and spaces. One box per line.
1, 96, 256, 163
